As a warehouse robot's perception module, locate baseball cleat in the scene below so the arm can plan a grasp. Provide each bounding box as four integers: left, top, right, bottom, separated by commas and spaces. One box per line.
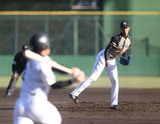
111, 105, 118, 110
69, 94, 79, 104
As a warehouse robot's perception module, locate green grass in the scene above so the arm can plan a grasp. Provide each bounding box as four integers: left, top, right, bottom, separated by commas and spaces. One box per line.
0, 76, 160, 89
75, 76, 160, 88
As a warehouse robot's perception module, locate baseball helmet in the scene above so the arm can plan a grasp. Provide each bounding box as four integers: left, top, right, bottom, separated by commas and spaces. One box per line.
29, 32, 50, 53
22, 44, 29, 51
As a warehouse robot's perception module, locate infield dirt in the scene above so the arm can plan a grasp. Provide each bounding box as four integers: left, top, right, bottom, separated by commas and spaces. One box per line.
0, 88, 160, 124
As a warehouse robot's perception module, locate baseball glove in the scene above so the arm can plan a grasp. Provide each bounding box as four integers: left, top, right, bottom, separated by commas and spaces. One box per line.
119, 56, 131, 66
72, 67, 86, 82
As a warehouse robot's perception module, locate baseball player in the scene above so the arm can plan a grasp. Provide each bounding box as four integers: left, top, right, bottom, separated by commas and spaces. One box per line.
5, 46, 79, 96
5, 44, 29, 96
14, 32, 62, 124
13, 32, 84, 124
70, 21, 132, 110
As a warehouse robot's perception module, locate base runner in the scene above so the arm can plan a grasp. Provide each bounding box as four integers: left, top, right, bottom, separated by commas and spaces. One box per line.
70, 21, 132, 110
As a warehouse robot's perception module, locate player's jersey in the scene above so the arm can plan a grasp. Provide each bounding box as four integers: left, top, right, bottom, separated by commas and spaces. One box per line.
20, 56, 56, 100
104, 33, 131, 60
12, 51, 27, 75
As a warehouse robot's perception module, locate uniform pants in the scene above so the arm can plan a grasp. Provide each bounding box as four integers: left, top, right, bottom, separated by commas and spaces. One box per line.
70, 49, 119, 107
14, 97, 62, 124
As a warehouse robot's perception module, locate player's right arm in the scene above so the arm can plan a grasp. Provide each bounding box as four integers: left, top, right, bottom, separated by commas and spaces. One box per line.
104, 36, 119, 66
105, 36, 119, 59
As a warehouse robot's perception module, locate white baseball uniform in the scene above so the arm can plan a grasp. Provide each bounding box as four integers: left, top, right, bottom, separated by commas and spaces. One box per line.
70, 33, 131, 107
14, 56, 62, 124
70, 49, 118, 106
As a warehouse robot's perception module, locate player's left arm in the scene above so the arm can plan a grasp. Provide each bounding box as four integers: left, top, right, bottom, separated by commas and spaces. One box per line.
119, 50, 131, 66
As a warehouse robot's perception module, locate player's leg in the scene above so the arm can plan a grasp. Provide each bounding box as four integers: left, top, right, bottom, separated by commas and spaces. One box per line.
14, 117, 34, 124
70, 49, 106, 98
106, 59, 119, 108
28, 100, 62, 124
14, 99, 34, 124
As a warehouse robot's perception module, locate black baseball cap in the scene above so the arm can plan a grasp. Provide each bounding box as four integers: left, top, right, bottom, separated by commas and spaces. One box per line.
120, 21, 129, 28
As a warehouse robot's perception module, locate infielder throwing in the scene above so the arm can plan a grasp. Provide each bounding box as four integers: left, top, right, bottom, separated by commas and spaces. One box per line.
70, 21, 132, 110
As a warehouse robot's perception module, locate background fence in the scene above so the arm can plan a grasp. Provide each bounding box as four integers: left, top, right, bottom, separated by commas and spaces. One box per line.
0, 11, 160, 76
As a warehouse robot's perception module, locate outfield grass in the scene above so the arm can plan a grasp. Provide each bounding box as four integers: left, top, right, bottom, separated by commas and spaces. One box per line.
0, 76, 160, 89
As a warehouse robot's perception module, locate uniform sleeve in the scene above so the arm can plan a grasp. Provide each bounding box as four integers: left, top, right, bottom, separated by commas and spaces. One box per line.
12, 54, 19, 73
12, 52, 27, 75
104, 36, 119, 60
105, 36, 119, 51
109, 36, 119, 48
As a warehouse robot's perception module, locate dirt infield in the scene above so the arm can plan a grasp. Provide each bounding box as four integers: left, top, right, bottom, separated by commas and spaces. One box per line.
0, 88, 160, 124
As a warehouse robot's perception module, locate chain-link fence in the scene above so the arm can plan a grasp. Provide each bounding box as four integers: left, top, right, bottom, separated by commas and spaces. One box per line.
0, 11, 159, 56
0, 11, 160, 76
0, 13, 105, 55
